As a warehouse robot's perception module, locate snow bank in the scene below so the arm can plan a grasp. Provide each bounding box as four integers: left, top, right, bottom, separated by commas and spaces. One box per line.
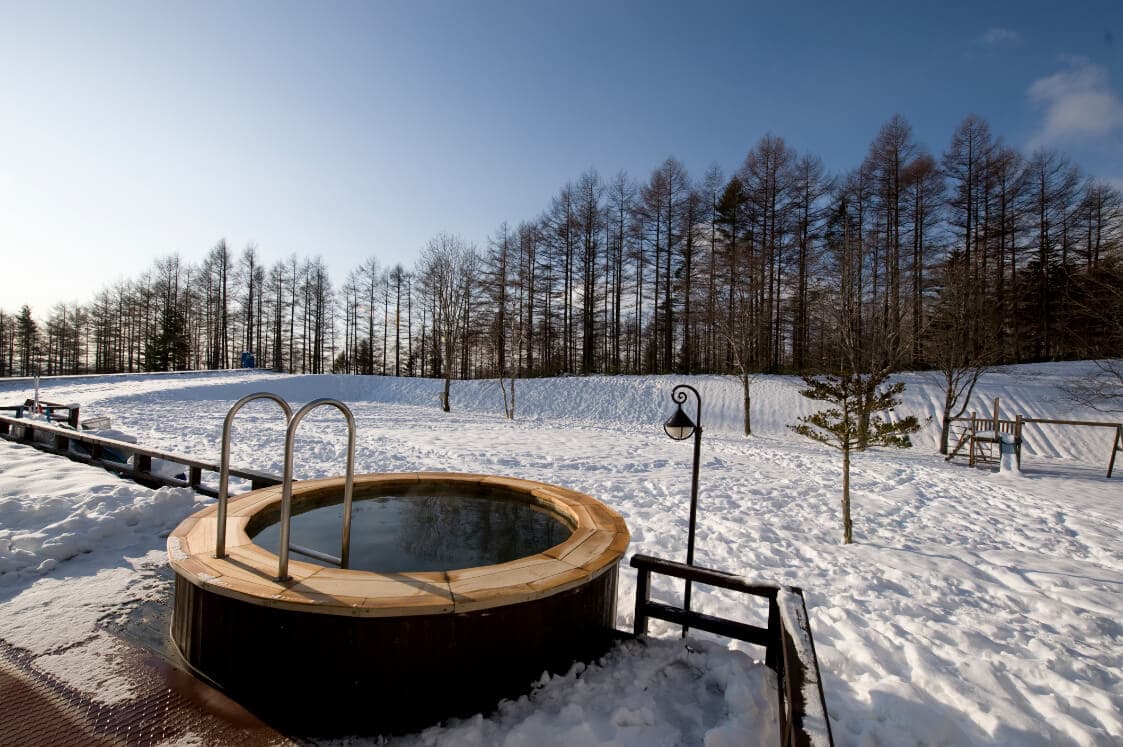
398, 639, 778, 747
0, 442, 208, 706
0, 442, 200, 583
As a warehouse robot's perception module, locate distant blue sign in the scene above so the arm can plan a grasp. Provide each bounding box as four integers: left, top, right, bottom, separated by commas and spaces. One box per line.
241, 351, 255, 369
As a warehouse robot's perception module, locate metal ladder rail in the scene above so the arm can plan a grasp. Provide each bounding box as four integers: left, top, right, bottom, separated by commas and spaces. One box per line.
215, 392, 294, 560
276, 398, 356, 583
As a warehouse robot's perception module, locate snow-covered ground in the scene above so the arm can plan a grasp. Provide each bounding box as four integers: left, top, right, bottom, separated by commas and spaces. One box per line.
1, 363, 1121, 745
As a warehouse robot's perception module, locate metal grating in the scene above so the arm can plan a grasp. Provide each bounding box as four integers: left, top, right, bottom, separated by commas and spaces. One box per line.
0, 638, 291, 746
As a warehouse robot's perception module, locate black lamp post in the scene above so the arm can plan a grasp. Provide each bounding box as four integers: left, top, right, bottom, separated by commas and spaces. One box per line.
663, 383, 702, 638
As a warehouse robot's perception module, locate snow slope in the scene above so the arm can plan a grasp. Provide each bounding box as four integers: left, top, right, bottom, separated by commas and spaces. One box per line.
1, 363, 1121, 745
6, 361, 1114, 468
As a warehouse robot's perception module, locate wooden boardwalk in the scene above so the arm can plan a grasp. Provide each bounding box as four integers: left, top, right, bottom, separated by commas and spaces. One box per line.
0, 414, 281, 497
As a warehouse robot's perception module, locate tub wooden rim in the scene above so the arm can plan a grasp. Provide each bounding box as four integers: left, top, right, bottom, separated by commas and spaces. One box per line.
167, 472, 630, 617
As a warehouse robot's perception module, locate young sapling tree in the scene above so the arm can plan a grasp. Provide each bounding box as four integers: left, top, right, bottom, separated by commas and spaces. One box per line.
790, 371, 919, 544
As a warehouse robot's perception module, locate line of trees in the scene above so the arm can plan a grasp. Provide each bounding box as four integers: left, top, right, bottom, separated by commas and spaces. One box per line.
3, 113, 1121, 385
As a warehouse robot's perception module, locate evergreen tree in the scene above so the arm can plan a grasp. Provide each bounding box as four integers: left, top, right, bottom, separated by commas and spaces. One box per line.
16, 305, 40, 376
790, 371, 919, 544
145, 304, 189, 372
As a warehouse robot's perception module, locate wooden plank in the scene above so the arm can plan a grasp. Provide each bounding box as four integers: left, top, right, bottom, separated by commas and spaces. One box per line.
765, 593, 781, 670
1016, 415, 1023, 469
969, 412, 977, 467
1022, 417, 1122, 428
639, 600, 772, 648
945, 428, 971, 461
777, 590, 835, 747
630, 554, 781, 598
0, 414, 277, 482
1020, 417, 1122, 478
1108, 426, 1120, 479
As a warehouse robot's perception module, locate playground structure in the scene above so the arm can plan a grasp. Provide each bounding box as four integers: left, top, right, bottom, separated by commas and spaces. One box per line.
946, 396, 1121, 478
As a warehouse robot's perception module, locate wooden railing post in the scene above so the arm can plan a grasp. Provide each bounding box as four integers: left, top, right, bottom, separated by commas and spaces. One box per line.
765, 596, 781, 671
1108, 425, 1121, 479
633, 565, 651, 637
969, 412, 977, 467
1015, 415, 1024, 470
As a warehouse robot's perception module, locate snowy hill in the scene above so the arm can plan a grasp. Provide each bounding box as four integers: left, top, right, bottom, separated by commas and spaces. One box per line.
6, 360, 1117, 468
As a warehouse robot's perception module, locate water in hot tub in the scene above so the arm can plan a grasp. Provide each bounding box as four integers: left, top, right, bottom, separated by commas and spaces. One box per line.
250, 493, 571, 573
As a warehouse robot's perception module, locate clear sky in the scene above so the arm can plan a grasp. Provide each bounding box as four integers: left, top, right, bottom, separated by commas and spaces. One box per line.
2, 0, 1121, 318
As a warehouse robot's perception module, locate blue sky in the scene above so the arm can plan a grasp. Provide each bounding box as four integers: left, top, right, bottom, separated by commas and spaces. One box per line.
2, 0, 1121, 317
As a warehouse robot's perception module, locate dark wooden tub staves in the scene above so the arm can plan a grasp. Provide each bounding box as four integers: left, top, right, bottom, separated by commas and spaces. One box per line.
172, 569, 619, 734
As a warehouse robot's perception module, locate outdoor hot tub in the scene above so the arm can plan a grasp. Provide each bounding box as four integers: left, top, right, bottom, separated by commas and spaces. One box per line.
167, 472, 629, 735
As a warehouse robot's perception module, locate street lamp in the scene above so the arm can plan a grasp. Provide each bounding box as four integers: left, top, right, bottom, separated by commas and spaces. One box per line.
663, 383, 702, 638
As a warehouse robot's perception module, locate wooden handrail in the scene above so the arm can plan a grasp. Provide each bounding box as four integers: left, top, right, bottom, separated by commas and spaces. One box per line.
1021, 417, 1122, 428
630, 554, 833, 747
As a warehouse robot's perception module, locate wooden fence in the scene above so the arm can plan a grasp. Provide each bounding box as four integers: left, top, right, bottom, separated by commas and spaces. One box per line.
631, 554, 834, 747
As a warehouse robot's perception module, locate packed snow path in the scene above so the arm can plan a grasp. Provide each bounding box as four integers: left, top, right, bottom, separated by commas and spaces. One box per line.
0, 364, 1120, 745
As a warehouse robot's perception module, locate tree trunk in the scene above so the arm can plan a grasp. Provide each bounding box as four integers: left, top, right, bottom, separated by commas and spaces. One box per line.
741, 375, 752, 436
442, 374, 451, 413
842, 444, 853, 544
940, 380, 955, 455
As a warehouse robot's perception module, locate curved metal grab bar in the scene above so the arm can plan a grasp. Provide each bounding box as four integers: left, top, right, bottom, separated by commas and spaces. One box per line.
215, 392, 294, 559
276, 398, 356, 582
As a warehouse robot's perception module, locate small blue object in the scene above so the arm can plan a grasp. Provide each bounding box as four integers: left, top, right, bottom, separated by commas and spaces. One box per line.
241, 352, 255, 369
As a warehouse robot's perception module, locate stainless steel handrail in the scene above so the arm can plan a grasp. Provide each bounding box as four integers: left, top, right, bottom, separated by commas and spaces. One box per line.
276, 398, 356, 582
215, 392, 294, 559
